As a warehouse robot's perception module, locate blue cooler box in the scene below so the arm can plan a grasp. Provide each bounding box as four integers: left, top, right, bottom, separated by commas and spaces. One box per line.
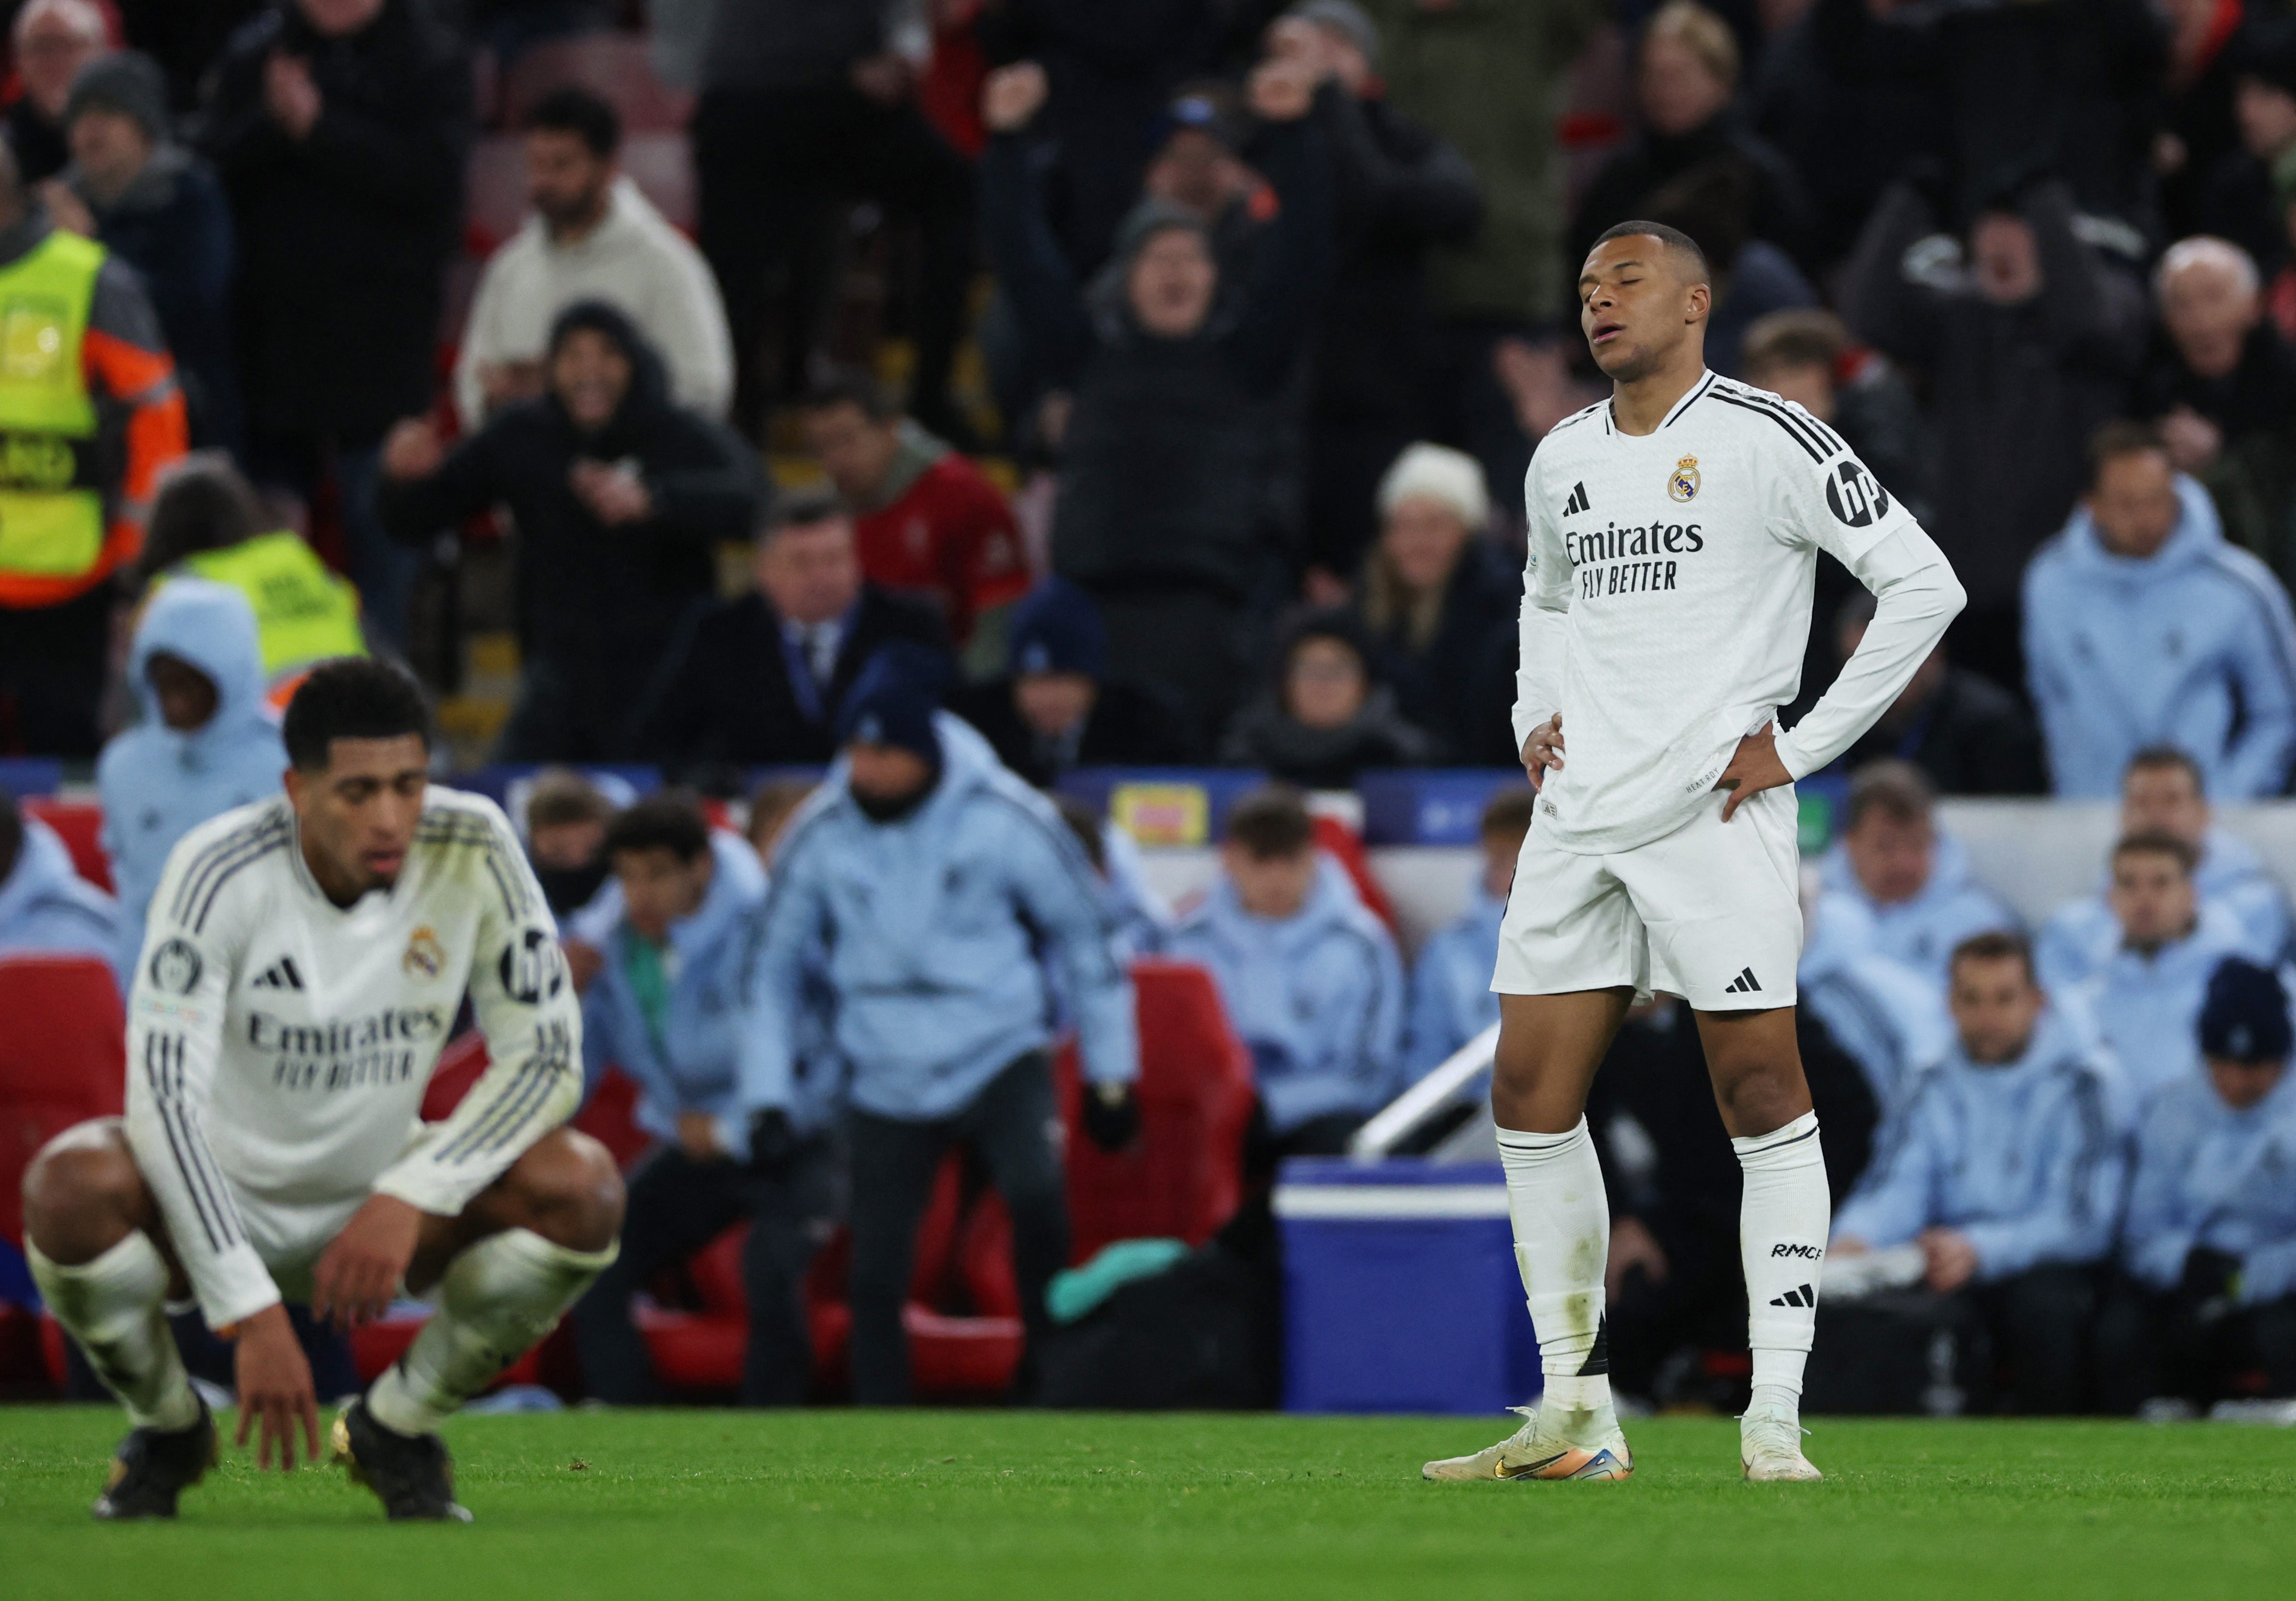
1276, 1159, 1539, 1413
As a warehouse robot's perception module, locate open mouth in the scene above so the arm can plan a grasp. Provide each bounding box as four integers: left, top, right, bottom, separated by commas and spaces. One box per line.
1589, 321, 1625, 347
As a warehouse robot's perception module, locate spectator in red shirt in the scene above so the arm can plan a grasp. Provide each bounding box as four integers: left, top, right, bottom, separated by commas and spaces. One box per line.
802, 367, 1030, 670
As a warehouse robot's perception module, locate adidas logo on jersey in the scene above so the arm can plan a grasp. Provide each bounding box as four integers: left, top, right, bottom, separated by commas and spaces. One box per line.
252, 956, 305, 992
1722, 966, 1762, 994
1561, 481, 1591, 517
1770, 1284, 1815, 1308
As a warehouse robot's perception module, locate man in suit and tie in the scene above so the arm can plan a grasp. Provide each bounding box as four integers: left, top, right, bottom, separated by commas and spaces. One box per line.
632, 487, 952, 774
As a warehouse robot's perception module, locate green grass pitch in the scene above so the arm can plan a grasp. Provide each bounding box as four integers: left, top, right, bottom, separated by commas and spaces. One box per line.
3, 1406, 2293, 1600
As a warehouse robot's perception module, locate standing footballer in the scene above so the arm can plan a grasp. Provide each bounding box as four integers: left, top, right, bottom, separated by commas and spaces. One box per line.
21, 659, 623, 1520
1421, 223, 1965, 1485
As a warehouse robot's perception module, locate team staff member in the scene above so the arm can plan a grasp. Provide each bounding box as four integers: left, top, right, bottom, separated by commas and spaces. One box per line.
738, 646, 1137, 1404
0, 139, 187, 755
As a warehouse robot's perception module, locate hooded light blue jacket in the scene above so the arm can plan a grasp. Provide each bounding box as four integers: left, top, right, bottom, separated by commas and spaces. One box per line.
2035, 826, 2290, 991
0, 817, 125, 980
2063, 902, 2269, 1110
582, 832, 846, 1148
1404, 884, 1503, 1079
2123, 1067, 2296, 1306
1833, 1008, 2125, 1281
1816, 832, 2019, 986
1166, 856, 1405, 1133
2024, 475, 2296, 800
739, 714, 1135, 1123
97, 580, 284, 977
1798, 894, 1953, 1120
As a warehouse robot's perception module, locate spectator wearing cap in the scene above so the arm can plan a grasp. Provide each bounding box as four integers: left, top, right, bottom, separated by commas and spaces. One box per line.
981, 57, 1333, 749
1403, 786, 1531, 1079
455, 87, 732, 431
1827, 931, 2126, 1415
1353, 442, 1518, 764
2103, 957, 2296, 1412
1828, 591, 2042, 798
2023, 422, 2296, 800
569, 794, 841, 1407
2039, 746, 2291, 994
1259, 3, 1481, 583
7, 0, 108, 185
953, 577, 1191, 787
1166, 783, 1404, 1165
46, 50, 241, 455
1841, 173, 2147, 693
632, 488, 952, 773
1814, 762, 2020, 987
2068, 832, 2275, 1108
1221, 607, 1436, 788
739, 646, 1139, 1403
0, 788, 123, 980
197, 0, 472, 652
378, 301, 762, 761
803, 367, 1030, 666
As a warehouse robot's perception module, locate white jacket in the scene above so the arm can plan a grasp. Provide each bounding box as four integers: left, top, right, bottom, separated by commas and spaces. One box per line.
454, 176, 733, 426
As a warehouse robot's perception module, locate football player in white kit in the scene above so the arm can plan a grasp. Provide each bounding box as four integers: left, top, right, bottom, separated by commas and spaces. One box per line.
1421, 222, 1965, 1484
21, 660, 624, 1520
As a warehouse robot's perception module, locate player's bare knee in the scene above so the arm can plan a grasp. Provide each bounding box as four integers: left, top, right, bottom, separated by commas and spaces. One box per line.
507, 1129, 623, 1252
1712, 1060, 1810, 1140
22, 1121, 140, 1264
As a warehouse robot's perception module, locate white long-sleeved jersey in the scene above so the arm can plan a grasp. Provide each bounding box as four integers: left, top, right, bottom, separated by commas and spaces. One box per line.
1514, 371, 1966, 855
124, 787, 582, 1329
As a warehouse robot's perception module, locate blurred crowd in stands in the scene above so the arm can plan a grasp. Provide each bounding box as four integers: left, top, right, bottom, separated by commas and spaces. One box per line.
11, 0, 2296, 1418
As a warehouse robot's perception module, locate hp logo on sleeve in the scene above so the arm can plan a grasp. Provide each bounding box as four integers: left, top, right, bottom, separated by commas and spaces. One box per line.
1824, 461, 1892, 528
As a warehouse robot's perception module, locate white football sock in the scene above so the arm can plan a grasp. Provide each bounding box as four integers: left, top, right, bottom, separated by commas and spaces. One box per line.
28, 1233, 201, 1431
1734, 1111, 1828, 1407
368, 1228, 615, 1436
1497, 1120, 1611, 1415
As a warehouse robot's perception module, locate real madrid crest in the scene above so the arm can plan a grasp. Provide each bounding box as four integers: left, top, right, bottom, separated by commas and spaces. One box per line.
1668, 454, 1701, 503
404, 924, 444, 980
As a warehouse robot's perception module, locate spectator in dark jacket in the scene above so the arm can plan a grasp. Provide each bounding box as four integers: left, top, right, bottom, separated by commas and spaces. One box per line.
1841, 177, 2150, 692
50, 53, 241, 455
954, 577, 1192, 785
1351, 443, 1515, 764
633, 487, 952, 774
1221, 607, 1433, 786
1262, 1, 1481, 583
378, 301, 762, 761
1571, 1, 1814, 276
196, 0, 471, 650
981, 57, 1333, 748
2194, 19, 2296, 281
1832, 591, 2045, 796
7, 0, 108, 185
2158, 0, 2251, 244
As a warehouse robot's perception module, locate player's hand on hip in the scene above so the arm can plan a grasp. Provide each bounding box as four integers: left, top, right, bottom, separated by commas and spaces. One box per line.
1714, 724, 1793, 821
1522, 714, 1564, 790
312, 1193, 423, 1332
231, 1303, 320, 1471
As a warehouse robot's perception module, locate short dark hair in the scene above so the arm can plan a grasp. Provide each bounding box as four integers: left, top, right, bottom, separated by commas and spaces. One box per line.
1225, 785, 1315, 859
1480, 785, 1537, 842
142, 457, 270, 578
2089, 419, 2170, 486
1054, 795, 1108, 873
1843, 760, 1935, 832
525, 768, 612, 833
2113, 828, 2200, 876
803, 366, 894, 422
603, 793, 711, 864
764, 484, 845, 542
1742, 308, 1847, 380
282, 659, 432, 771
2126, 744, 2205, 797
524, 86, 620, 159
1949, 929, 2035, 985
1592, 219, 1711, 285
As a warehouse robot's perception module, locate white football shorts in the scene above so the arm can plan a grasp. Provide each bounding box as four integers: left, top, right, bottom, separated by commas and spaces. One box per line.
1493, 783, 1801, 1011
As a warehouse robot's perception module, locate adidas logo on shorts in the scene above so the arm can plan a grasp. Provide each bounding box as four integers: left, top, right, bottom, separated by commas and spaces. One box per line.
1722, 966, 1762, 994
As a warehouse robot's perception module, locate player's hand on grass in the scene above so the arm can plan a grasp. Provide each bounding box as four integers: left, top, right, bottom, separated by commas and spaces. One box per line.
1714, 724, 1792, 822
1521, 715, 1563, 790
1918, 1226, 1977, 1294
1605, 1215, 1669, 1300
312, 1193, 422, 1331
232, 1303, 320, 1471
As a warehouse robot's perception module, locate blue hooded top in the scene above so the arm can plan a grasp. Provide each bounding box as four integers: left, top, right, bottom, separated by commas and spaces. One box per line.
2124, 1060, 2296, 1306
1815, 831, 2019, 986
2024, 474, 2296, 799
2035, 824, 2291, 991
1797, 893, 1954, 1121
0, 815, 126, 982
98, 579, 285, 976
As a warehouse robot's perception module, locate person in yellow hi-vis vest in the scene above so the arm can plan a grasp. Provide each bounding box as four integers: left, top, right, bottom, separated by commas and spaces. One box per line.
138, 454, 366, 705
0, 141, 188, 755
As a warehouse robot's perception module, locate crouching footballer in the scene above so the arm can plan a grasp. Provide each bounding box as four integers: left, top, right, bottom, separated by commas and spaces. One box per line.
21, 659, 624, 1520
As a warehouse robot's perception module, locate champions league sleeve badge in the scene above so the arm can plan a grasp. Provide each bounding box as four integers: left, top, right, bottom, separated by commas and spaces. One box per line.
147, 938, 203, 994
1668, 455, 1701, 502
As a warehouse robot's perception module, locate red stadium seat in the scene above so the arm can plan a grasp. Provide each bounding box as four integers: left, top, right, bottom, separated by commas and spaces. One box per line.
0, 956, 126, 1247
21, 799, 112, 893
1311, 815, 1395, 931
499, 32, 694, 134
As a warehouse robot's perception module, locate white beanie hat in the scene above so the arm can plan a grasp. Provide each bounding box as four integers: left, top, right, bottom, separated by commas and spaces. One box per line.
1376, 442, 1489, 528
